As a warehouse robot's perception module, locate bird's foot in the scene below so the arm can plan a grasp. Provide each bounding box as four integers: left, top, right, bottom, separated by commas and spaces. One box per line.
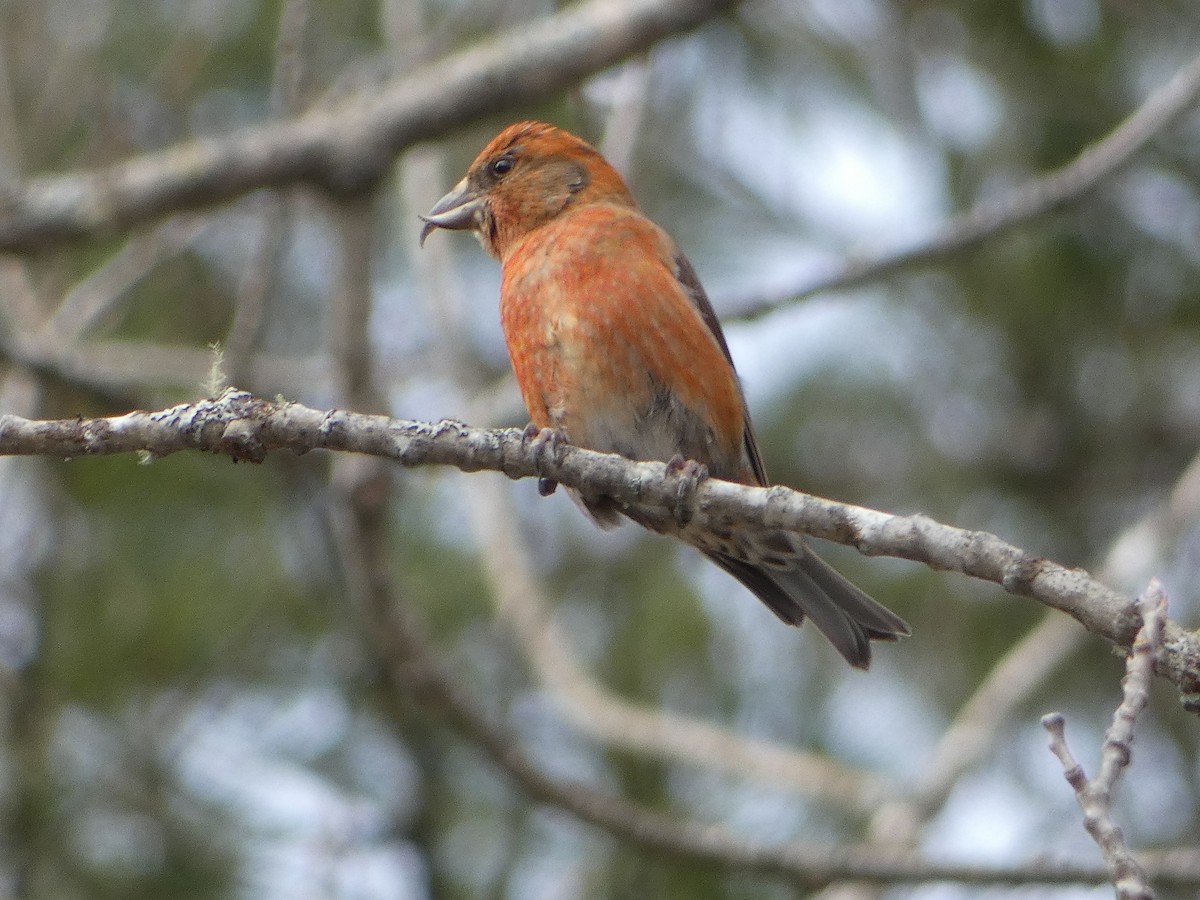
666, 454, 708, 527
523, 424, 568, 497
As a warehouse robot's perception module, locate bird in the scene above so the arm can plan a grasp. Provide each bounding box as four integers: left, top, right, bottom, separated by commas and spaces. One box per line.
420, 121, 909, 668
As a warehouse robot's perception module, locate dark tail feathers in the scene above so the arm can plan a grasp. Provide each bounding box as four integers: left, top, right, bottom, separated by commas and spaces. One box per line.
706, 544, 909, 669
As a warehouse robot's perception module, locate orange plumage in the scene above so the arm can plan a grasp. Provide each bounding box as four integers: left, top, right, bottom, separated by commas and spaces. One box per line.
421, 121, 909, 667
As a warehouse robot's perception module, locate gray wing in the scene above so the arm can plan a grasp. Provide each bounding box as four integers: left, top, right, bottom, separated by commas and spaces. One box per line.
672, 251, 769, 487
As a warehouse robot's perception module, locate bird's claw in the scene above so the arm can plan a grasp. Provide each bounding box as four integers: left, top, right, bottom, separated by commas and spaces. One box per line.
524, 425, 568, 497
666, 454, 708, 527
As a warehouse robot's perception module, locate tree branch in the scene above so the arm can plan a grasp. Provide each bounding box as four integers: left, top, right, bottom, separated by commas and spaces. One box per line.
727, 47, 1200, 314
330, 476, 1200, 890
1, 389, 1198, 705
1042, 579, 1167, 899
0, 0, 736, 253
469, 474, 890, 814
386, 594, 1193, 887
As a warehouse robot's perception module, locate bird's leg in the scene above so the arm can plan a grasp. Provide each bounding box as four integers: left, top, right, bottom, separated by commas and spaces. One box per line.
665, 454, 709, 527
523, 423, 567, 497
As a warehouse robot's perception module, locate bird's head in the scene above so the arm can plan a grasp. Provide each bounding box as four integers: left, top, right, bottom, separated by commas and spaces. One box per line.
419, 121, 636, 259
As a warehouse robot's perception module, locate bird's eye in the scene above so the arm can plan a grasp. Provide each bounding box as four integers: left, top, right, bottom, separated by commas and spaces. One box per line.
490, 156, 514, 177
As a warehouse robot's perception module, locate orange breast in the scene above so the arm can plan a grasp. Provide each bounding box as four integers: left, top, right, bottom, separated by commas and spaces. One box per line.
499, 204, 748, 479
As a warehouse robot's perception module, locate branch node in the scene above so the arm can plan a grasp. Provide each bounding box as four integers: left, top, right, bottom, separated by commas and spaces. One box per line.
218, 419, 267, 463
1000, 553, 1047, 595
1040, 579, 1167, 899
318, 409, 346, 448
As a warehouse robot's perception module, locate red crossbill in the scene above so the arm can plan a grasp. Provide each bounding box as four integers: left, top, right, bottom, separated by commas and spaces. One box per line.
421, 121, 908, 667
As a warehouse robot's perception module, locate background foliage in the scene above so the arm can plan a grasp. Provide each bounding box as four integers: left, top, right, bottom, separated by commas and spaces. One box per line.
1, 0, 1199, 897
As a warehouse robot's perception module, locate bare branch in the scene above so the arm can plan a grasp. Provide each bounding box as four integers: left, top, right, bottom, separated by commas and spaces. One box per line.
841, 440, 1200, 900
330, 476, 1200, 889
912, 613, 1083, 820
1041, 580, 1167, 900
42, 220, 210, 340
470, 474, 890, 813
0, 390, 1198, 704
728, 48, 1200, 314
0, 0, 737, 253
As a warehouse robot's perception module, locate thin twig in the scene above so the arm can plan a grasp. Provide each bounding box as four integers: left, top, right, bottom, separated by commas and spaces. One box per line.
1042, 579, 1167, 900
726, 48, 1200, 315
862, 434, 1200, 849
325, 475, 1200, 888
340, 500, 1200, 887
44, 220, 209, 340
